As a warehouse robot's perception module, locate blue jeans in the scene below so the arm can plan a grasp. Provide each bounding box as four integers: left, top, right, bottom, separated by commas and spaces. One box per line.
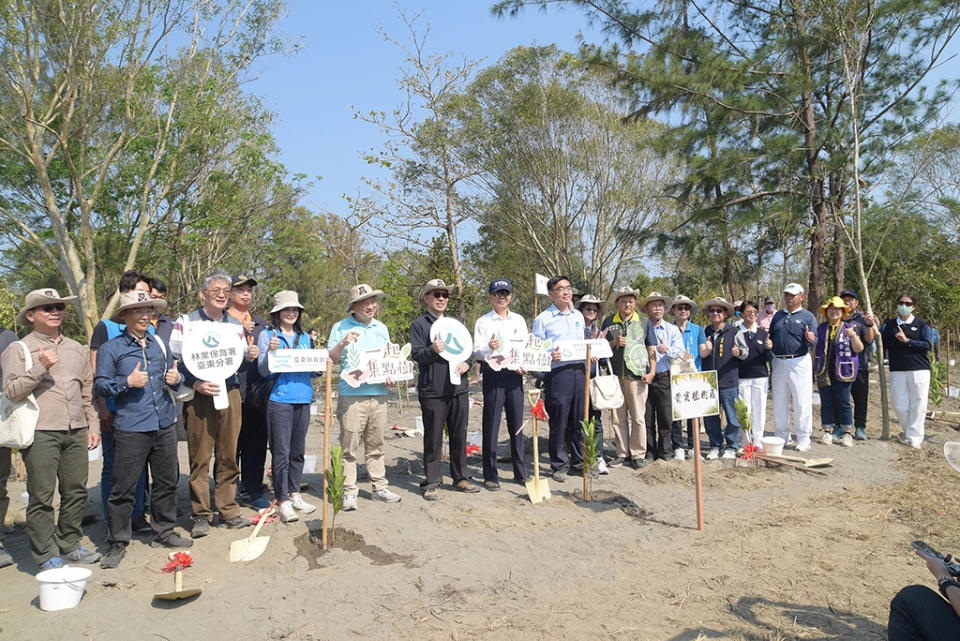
819, 380, 853, 430
704, 386, 741, 451
101, 429, 148, 524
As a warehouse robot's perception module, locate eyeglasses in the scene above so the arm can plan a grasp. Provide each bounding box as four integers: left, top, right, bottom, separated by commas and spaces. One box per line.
206, 287, 230, 296
127, 309, 153, 317
582, 306, 599, 314
552, 286, 573, 293
675, 305, 691, 311
36, 303, 66, 313
431, 291, 449, 299
708, 308, 726, 314
492, 290, 511, 298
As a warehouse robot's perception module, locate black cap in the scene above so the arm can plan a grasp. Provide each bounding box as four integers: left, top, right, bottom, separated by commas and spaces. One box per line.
839, 288, 859, 300
232, 274, 258, 288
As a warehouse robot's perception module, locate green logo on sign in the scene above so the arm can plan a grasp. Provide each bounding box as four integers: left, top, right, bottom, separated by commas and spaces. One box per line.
202, 334, 220, 349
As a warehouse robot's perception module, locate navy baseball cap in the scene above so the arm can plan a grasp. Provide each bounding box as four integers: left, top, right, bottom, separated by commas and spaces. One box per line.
839, 288, 859, 300
488, 279, 512, 294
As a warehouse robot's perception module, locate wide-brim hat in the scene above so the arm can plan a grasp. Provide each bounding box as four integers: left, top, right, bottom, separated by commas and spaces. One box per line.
702, 297, 735, 317
819, 295, 851, 318
419, 278, 452, 301
270, 290, 304, 314
669, 294, 698, 317
347, 283, 384, 312
611, 286, 639, 307
640, 291, 672, 311
575, 295, 607, 318
111, 290, 166, 323
16, 288, 77, 325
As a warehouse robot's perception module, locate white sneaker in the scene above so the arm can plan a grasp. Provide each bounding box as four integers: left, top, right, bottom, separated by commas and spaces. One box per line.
372, 488, 401, 503
596, 458, 609, 475
342, 493, 358, 511
820, 432, 833, 445
706, 448, 720, 460
673, 448, 686, 461
840, 433, 854, 448
796, 441, 811, 453
721, 449, 736, 460
279, 500, 299, 523
290, 493, 316, 513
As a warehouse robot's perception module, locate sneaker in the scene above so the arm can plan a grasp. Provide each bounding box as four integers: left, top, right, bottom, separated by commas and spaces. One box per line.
238, 496, 271, 510
131, 516, 152, 534
63, 545, 101, 564
706, 448, 720, 460
820, 432, 833, 445
151, 532, 193, 549
99, 544, 126, 570
372, 488, 401, 503
290, 493, 316, 514
39, 557, 63, 571
630, 458, 647, 470
674, 448, 686, 461
483, 480, 501, 491
596, 458, 609, 475
840, 433, 854, 448
453, 479, 480, 493
0, 546, 12, 569
854, 427, 867, 441
190, 517, 210, 539
552, 468, 567, 482
831, 426, 846, 440
221, 515, 252, 529
422, 487, 439, 501
342, 494, 358, 511
721, 449, 736, 460
278, 501, 299, 523
796, 441, 812, 453
607, 456, 625, 468
686, 449, 696, 460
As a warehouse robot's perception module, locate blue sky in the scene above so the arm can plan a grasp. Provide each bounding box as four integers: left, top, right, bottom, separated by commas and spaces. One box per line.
246, 2, 599, 215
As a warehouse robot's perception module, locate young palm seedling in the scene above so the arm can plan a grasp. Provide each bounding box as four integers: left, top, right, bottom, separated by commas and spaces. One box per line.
325, 445, 346, 546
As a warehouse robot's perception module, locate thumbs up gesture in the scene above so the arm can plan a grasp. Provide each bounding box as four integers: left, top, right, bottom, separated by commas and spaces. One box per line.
731, 343, 740, 357
765, 336, 773, 350
38, 347, 58, 369
165, 359, 181, 386
703, 338, 713, 355
844, 325, 856, 338
804, 326, 816, 343
896, 326, 909, 343
127, 361, 149, 388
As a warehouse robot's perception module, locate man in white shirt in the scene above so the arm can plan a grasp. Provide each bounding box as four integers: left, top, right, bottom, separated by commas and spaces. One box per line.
473, 279, 529, 490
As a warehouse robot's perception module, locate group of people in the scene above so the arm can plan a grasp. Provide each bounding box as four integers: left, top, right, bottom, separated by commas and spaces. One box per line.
0, 270, 936, 576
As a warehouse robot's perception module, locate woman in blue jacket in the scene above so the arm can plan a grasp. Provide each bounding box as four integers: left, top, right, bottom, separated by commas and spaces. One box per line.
257, 291, 316, 523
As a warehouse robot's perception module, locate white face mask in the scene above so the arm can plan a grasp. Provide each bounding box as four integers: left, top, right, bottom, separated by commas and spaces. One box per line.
765, 304, 775, 313
897, 304, 914, 316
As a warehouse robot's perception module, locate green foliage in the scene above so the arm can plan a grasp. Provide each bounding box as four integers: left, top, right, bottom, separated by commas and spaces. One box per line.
930, 359, 947, 407
580, 417, 598, 498
325, 445, 346, 546
734, 396, 752, 444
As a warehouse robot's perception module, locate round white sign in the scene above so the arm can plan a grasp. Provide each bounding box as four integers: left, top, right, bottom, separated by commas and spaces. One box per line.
181, 321, 246, 409
429, 317, 473, 384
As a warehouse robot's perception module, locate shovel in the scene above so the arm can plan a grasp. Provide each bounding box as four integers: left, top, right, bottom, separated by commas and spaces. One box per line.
229, 504, 276, 563
768, 453, 834, 468
525, 392, 550, 504
153, 553, 201, 601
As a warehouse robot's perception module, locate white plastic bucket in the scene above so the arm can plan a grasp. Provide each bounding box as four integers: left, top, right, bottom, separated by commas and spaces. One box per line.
761, 436, 785, 457
303, 454, 317, 474
37, 566, 92, 611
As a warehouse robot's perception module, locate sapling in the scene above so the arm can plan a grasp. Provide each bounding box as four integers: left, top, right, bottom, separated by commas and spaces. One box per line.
325, 445, 346, 546
734, 396, 751, 450
580, 417, 598, 500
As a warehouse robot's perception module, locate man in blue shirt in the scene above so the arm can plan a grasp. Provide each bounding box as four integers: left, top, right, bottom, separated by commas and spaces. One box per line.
670, 294, 709, 459
94, 290, 192, 569
642, 292, 684, 460
769, 283, 818, 452
328, 283, 402, 510
532, 276, 586, 481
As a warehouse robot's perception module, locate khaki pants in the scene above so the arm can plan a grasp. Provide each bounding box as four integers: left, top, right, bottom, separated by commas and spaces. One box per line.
610, 377, 648, 460
337, 395, 388, 495
185, 389, 242, 520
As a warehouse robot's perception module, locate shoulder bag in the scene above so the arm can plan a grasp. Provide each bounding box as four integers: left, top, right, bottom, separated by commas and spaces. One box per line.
590, 358, 624, 410
0, 342, 40, 449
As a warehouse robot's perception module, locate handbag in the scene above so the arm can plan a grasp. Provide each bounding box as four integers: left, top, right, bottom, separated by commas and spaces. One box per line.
590, 359, 624, 410
0, 342, 40, 449
247, 373, 277, 412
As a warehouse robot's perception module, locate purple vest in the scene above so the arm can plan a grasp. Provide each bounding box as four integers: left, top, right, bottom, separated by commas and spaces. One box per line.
813, 322, 859, 382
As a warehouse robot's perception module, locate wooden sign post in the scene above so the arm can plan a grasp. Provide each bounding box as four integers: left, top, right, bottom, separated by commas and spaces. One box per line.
321, 359, 332, 550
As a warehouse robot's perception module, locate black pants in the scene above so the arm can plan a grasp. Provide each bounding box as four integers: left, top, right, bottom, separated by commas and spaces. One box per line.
420, 393, 469, 489
851, 367, 869, 431
645, 373, 673, 459
589, 407, 604, 462
481, 366, 527, 482
237, 401, 268, 499
888, 584, 960, 640
107, 427, 179, 544
544, 365, 585, 472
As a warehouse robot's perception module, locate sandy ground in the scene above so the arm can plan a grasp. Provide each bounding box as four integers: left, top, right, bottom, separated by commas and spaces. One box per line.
1, 367, 959, 641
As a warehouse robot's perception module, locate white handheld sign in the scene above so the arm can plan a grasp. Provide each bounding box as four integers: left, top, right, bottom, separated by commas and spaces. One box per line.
268, 349, 329, 373
429, 317, 473, 385
181, 321, 245, 410
554, 338, 613, 362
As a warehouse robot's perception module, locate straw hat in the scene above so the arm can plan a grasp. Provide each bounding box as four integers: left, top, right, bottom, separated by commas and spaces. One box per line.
270, 290, 304, 314
575, 294, 607, 318
346, 283, 384, 312
639, 291, 672, 311
669, 294, 699, 317
702, 296, 735, 317
111, 290, 166, 322
819, 295, 851, 318
16, 288, 77, 325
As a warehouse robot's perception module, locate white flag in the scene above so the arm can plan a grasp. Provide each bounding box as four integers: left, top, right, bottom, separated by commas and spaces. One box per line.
534, 273, 549, 295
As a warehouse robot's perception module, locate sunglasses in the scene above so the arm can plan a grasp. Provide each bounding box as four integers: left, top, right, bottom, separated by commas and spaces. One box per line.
675, 305, 691, 311
708, 308, 726, 314
431, 291, 449, 299
492, 290, 511, 297
36, 303, 66, 313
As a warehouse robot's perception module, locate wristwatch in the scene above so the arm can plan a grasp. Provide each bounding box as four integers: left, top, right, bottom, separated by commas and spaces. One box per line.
938, 575, 960, 598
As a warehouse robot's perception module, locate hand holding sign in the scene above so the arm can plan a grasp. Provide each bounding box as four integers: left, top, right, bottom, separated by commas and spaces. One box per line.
429, 317, 473, 385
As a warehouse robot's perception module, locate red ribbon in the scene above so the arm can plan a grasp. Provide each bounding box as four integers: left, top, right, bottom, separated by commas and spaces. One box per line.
531, 398, 548, 420
162, 552, 193, 573
741, 443, 760, 460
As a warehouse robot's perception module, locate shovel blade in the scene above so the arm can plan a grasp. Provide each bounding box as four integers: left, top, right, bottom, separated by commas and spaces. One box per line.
525, 478, 551, 504
229, 535, 270, 563
153, 588, 202, 601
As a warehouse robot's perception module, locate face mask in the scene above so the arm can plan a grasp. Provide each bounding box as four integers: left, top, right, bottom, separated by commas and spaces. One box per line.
897, 304, 913, 316
765, 304, 775, 313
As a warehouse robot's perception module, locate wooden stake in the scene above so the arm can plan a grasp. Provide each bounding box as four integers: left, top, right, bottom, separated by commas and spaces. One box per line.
947, 329, 952, 391
692, 417, 704, 531
583, 345, 591, 501
321, 359, 332, 551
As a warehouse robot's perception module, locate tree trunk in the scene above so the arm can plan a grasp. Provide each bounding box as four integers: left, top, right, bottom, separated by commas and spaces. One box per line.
801, 89, 826, 312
